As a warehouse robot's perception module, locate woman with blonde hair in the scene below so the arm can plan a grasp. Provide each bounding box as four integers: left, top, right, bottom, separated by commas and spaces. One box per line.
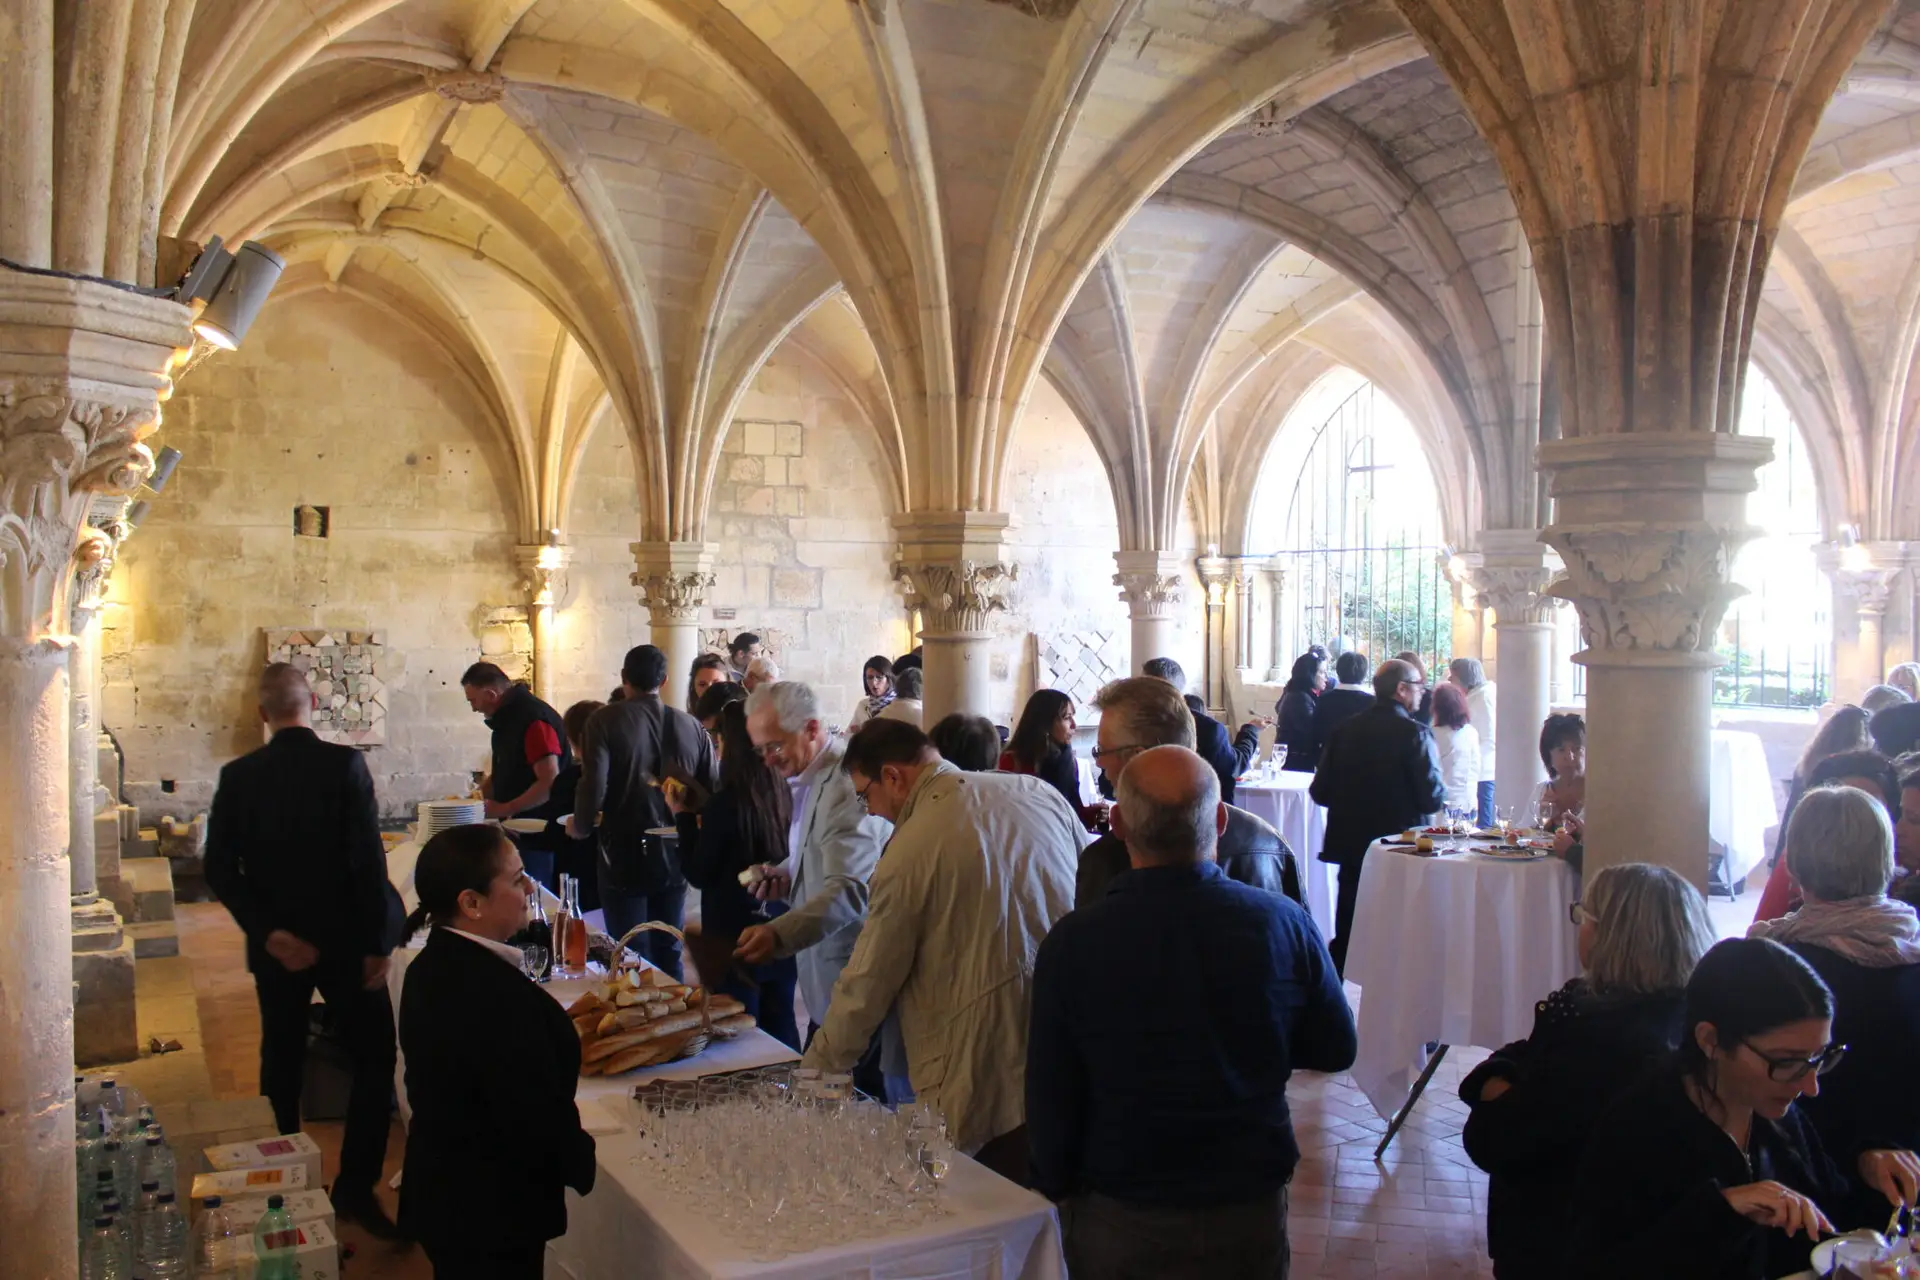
1462, 863, 1716, 1279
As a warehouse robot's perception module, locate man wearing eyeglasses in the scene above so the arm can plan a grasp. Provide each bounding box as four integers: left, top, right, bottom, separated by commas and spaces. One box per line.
734, 681, 891, 1048
1311, 658, 1447, 974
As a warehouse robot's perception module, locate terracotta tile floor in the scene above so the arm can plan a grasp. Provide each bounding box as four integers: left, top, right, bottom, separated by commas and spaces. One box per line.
171, 883, 1766, 1278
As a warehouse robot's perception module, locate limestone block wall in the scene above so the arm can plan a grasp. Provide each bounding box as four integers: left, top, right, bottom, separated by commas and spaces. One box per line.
107, 293, 522, 819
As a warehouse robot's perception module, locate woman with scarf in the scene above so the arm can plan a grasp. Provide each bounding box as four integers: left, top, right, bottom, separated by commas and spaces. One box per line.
1748, 783, 1920, 1229
848, 654, 896, 728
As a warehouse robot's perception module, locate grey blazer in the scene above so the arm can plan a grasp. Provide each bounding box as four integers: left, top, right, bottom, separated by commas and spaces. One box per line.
766, 737, 891, 1022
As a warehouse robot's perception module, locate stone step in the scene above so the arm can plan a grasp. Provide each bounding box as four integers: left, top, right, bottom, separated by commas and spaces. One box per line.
126, 919, 180, 959
120, 856, 177, 923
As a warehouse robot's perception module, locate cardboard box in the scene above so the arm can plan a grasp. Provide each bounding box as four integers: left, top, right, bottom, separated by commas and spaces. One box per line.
189, 1163, 309, 1202
217, 1189, 333, 1235
204, 1132, 324, 1188
232, 1218, 339, 1280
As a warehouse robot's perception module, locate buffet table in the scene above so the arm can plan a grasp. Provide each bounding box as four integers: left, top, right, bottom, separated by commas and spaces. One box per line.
1344, 836, 1581, 1132
1233, 771, 1333, 936
549, 1106, 1065, 1280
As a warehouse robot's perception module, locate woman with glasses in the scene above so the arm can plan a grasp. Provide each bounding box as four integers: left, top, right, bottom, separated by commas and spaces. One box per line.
848, 654, 896, 728
1748, 784, 1920, 1228
1460, 864, 1715, 1280
1566, 937, 1919, 1279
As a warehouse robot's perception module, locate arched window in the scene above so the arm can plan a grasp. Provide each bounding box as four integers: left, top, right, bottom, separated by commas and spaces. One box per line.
1551, 365, 1829, 707
1248, 370, 1453, 672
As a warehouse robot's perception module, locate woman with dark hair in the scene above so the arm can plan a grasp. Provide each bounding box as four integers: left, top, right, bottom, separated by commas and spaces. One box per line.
1749, 786, 1920, 1226
1431, 682, 1480, 814
398, 824, 596, 1277
929, 713, 1002, 772
692, 680, 748, 752
999, 688, 1090, 824
1753, 749, 1903, 924
848, 655, 896, 728
1528, 714, 1586, 826
686, 654, 730, 711
670, 701, 801, 1049
1463, 864, 1716, 1280
1764, 705, 1872, 871
530, 699, 602, 906
1567, 937, 1919, 1278
1274, 652, 1325, 772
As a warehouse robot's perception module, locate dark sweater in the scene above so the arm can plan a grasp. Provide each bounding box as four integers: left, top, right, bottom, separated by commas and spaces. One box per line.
1566, 1064, 1850, 1280
1275, 689, 1319, 771
1460, 982, 1686, 1279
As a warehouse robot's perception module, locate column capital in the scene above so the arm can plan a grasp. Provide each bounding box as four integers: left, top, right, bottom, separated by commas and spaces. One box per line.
1195, 555, 1231, 608
1542, 523, 1752, 664
515, 541, 574, 607
0, 276, 191, 644
1468, 530, 1556, 627
630, 541, 717, 625
891, 512, 1016, 636
1113, 549, 1186, 620
70, 494, 134, 631
1814, 540, 1907, 617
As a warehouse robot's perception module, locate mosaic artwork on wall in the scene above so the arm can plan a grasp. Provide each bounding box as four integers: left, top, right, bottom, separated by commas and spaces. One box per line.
265, 628, 387, 745
1036, 629, 1125, 710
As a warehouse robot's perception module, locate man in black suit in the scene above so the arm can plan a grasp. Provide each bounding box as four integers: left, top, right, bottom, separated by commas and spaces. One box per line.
1311, 658, 1447, 975
206, 663, 405, 1239
1141, 657, 1261, 804
1310, 650, 1376, 761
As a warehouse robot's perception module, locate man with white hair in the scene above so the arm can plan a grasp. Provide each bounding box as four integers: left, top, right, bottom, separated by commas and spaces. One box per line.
743, 653, 782, 693
735, 682, 891, 1041
1028, 745, 1354, 1278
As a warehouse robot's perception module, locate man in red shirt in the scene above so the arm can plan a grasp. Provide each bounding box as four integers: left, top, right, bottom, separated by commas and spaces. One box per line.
462, 663, 572, 884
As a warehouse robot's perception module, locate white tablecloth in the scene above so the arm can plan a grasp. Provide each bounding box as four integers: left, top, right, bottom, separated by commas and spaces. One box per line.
548, 1107, 1065, 1280
1344, 838, 1581, 1120
1711, 728, 1779, 884
1233, 773, 1334, 937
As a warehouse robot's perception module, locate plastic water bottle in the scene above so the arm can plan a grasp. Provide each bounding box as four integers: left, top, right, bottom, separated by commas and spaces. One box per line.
98, 1199, 135, 1271
251, 1195, 297, 1280
132, 1182, 160, 1248
190, 1196, 239, 1279
97, 1079, 127, 1133
101, 1138, 134, 1205
81, 1216, 130, 1280
136, 1191, 189, 1278
137, 1131, 177, 1197
77, 1120, 106, 1228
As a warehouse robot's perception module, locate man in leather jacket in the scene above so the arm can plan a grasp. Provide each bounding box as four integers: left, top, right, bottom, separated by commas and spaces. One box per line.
1075, 676, 1302, 909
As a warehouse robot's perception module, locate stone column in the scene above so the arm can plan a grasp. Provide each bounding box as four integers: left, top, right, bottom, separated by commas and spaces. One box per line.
892, 512, 1015, 724
1469, 532, 1558, 819
69, 496, 137, 1066
0, 271, 188, 1276
1264, 560, 1289, 681
515, 541, 572, 706
1196, 555, 1230, 712
1230, 559, 1258, 675
1113, 550, 1185, 675
1817, 541, 1903, 702
1541, 436, 1772, 885
630, 542, 716, 711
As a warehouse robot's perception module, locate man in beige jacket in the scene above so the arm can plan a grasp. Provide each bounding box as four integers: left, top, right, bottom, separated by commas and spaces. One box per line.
802, 717, 1085, 1180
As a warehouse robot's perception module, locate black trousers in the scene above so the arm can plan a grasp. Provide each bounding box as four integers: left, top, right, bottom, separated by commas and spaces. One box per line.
253, 954, 395, 1197
1063, 1187, 1290, 1280
424, 1238, 545, 1279
1329, 860, 1364, 977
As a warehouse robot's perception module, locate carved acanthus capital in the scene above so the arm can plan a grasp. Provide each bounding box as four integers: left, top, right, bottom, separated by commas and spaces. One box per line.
2, 380, 159, 640
1814, 541, 1908, 618
634, 570, 715, 624
1113, 570, 1184, 619
1195, 555, 1231, 609
1468, 565, 1558, 626
514, 543, 573, 608
1542, 523, 1753, 656
893, 558, 1017, 634
1835, 568, 1902, 617
426, 70, 507, 104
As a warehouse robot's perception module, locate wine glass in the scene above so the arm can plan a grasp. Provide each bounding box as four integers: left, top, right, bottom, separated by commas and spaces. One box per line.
520, 945, 549, 981
1536, 800, 1557, 833
1494, 804, 1514, 835
1272, 744, 1289, 774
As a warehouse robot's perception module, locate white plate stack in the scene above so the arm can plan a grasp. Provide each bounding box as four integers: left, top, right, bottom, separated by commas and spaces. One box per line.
417, 799, 485, 838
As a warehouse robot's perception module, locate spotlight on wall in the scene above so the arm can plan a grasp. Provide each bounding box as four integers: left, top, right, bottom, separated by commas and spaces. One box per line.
175, 236, 286, 350
125, 500, 151, 529
146, 446, 183, 493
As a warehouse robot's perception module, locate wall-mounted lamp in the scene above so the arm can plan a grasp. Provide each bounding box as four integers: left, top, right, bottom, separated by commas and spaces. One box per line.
125, 500, 151, 529
176, 236, 285, 350
146, 446, 183, 493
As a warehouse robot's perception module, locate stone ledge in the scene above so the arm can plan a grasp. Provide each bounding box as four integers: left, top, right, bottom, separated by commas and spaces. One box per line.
127, 920, 180, 959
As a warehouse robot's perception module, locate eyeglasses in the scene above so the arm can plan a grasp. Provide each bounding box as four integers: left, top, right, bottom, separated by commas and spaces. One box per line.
1091, 743, 1146, 762
1567, 901, 1595, 926
1739, 1040, 1848, 1082
754, 740, 788, 761
852, 779, 874, 813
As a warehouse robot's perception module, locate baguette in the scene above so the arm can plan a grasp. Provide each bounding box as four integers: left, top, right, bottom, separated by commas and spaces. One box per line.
601, 1028, 700, 1075
583, 1028, 655, 1063
563, 991, 606, 1018
702, 995, 745, 1019
710, 1012, 757, 1038
629, 1010, 704, 1041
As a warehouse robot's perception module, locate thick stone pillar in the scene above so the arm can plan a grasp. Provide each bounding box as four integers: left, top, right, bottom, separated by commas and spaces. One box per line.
1542, 436, 1771, 885
630, 542, 716, 710
1817, 541, 1903, 702
1264, 560, 1289, 681
892, 512, 1015, 723
0, 270, 188, 1276
516, 541, 572, 706
1114, 550, 1185, 675
1469, 532, 1557, 818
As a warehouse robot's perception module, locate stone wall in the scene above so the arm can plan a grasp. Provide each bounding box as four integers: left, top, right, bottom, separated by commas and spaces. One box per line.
107, 293, 522, 818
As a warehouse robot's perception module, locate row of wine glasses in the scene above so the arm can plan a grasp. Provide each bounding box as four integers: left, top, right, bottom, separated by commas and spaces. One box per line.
626, 1067, 955, 1260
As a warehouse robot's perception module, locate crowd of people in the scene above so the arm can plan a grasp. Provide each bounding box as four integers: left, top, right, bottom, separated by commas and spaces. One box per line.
199, 635, 1920, 1279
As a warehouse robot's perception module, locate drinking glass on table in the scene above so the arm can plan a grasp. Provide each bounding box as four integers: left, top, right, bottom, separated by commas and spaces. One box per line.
1536, 800, 1558, 832
1272, 744, 1289, 773
519, 945, 549, 982
1495, 805, 1515, 835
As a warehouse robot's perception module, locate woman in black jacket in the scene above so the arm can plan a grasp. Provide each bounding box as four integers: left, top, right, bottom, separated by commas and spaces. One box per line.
1000, 688, 1092, 826
1566, 938, 1919, 1280
398, 824, 596, 1278
1461, 862, 1716, 1279
671, 700, 801, 1049
1749, 784, 1920, 1228
1273, 652, 1324, 771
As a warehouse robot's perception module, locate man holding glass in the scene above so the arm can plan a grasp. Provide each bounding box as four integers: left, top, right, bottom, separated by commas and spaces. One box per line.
1028, 745, 1355, 1278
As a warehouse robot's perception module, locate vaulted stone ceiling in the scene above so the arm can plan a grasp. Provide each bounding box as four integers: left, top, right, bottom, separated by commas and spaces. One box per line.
155, 0, 1920, 551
